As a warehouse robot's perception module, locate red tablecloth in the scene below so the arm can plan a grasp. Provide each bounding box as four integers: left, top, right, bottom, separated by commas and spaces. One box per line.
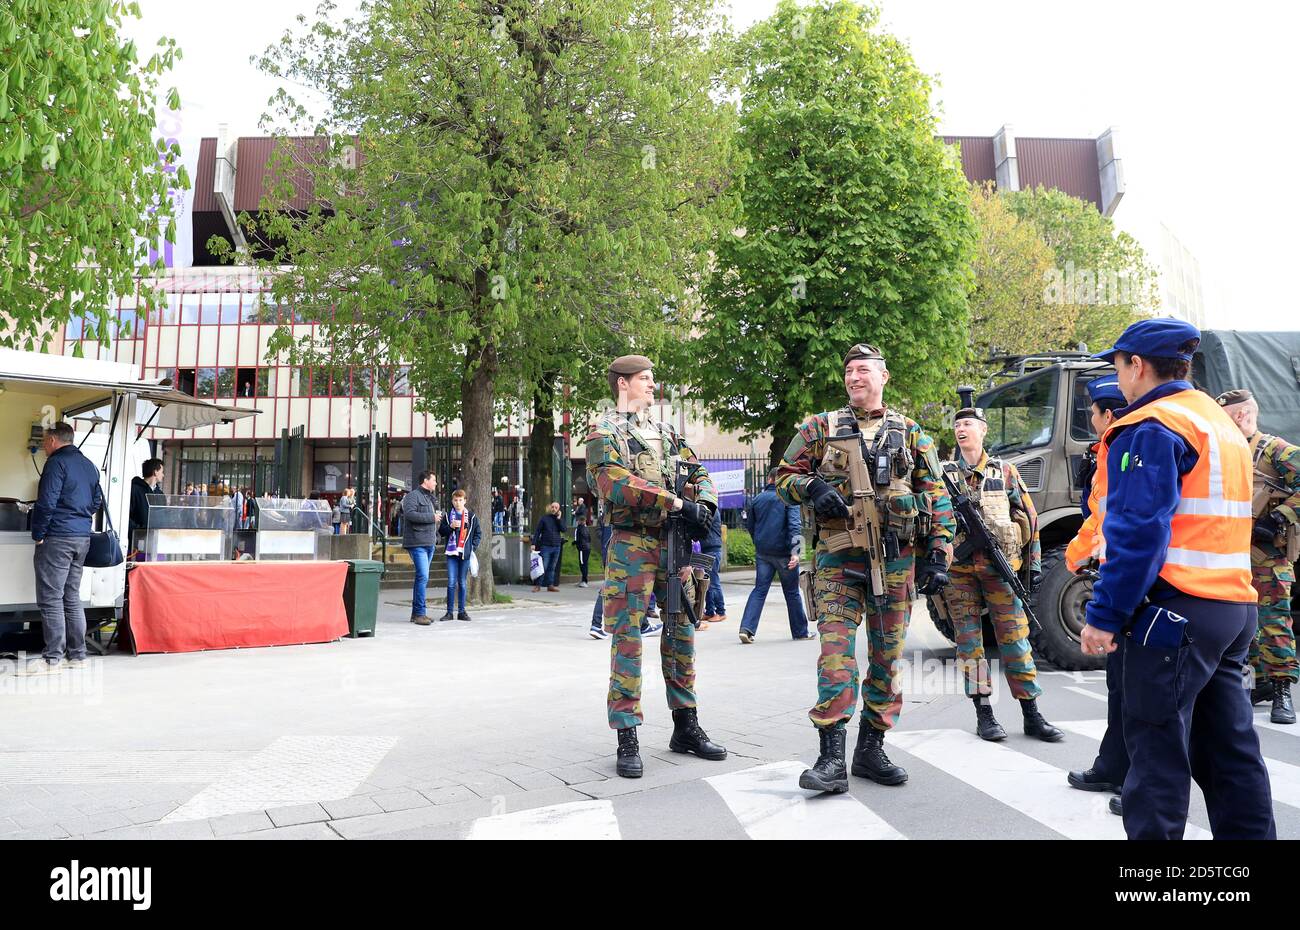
126, 561, 349, 654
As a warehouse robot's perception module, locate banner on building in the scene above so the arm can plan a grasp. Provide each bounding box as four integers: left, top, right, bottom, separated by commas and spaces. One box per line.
704, 460, 746, 510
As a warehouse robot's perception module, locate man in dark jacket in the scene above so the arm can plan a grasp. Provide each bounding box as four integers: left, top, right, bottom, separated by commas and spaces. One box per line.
29, 422, 103, 673
401, 471, 442, 624
532, 501, 566, 592
128, 458, 165, 555
739, 472, 811, 642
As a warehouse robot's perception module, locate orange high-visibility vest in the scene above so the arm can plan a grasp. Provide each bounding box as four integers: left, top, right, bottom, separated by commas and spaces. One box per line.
1066, 450, 1108, 571
1095, 388, 1255, 602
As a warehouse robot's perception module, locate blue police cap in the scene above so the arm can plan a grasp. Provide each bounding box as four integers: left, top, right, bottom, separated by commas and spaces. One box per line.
1086, 377, 1125, 404
1091, 318, 1200, 363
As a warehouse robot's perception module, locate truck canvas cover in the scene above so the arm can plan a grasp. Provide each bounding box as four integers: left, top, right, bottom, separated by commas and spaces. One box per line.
1195, 330, 1300, 441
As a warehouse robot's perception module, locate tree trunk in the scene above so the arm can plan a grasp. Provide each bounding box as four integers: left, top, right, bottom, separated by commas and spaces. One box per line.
527, 380, 556, 531
767, 405, 798, 476
462, 336, 498, 607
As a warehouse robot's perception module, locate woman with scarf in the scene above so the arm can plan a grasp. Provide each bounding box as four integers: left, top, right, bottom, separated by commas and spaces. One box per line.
438, 489, 482, 622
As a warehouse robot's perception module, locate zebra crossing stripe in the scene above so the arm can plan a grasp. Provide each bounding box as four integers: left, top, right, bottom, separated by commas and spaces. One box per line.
888, 728, 1211, 839
704, 761, 905, 840
466, 799, 620, 840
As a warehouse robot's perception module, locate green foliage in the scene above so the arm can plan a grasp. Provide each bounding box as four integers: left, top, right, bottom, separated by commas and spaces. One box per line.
0, 0, 186, 348
242, 0, 737, 419
1004, 186, 1158, 352
726, 526, 755, 566
684, 0, 976, 455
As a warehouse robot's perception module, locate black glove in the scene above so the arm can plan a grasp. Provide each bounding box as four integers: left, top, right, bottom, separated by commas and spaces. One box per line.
917, 551, 950, 595
807, 478, 850, 520
679, 499, 709, 528
1029, 570, 1043, 592
1253, 511, 1287, 546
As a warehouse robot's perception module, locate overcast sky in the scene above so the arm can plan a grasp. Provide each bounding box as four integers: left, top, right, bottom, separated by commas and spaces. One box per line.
127, 0, 1297, 330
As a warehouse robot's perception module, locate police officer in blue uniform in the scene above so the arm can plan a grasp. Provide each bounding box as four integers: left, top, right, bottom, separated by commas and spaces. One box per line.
1067, 375, 1130, 814
1080, 318, 1275, 840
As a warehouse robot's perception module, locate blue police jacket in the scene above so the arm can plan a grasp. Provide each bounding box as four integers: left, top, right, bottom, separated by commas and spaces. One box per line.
1085, 380, 1199, 634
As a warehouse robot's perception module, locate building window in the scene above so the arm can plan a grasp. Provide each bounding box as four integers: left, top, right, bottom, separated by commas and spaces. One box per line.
181, 294, 201, 324
309, 366, 331, 397
196, 367, 217, 399
393, 366, 411, 396
257, 369, 272, 397
236, 368, 257, 398
220, 292, 241, 325
177, 368, 197, 396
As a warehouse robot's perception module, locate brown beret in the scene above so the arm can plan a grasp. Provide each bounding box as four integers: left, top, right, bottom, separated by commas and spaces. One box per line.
1215, 388, 1253, 407
608, 354, 654, 377
954, 407, 986, 423
843, 343, 885, 368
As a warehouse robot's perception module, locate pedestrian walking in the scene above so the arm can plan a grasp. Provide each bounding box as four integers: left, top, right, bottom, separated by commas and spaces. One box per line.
25, 422, 102, 674
401, 471, 442, 626
492, 489, 505, 534
738, 471, 811, 642
438, 489, 481, 622
531, 501, 566, 592
698, 503, 726, 626
576, 517, 592, 587
1080, 318, 1274, 839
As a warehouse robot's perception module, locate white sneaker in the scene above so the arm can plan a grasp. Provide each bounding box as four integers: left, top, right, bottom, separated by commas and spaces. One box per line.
588, 627, 609, 640
578, 581, 589, 588
21, 658, 63, 676
641, 622, 662, 637
65, 657, 88, 669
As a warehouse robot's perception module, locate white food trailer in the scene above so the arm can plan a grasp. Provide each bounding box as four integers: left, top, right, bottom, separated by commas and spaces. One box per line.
0, 348, 256, 628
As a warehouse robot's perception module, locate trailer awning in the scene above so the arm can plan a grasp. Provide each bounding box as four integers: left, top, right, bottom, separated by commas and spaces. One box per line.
131, 388, 260, 431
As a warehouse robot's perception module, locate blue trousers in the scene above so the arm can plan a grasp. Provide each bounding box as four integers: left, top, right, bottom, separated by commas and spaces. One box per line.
1091, 648, 1129, 785
539, 545, 562, 587
739, 553, 808, 638
701, 546, 724, 616
1120, 593, 1275, 840
446, 554, 468, 614
407, 545, 433, 617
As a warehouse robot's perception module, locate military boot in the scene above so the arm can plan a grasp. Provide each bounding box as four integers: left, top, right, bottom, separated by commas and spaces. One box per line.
972, 695, 1007, 741
798, 723, 848, 794
851, 723, 908, 785
668, 708, 727, 760
1272, 680, 1296, 725
1251, 681, 1271, 706
615, 727, 643, 778
1021, 698, 1064, 742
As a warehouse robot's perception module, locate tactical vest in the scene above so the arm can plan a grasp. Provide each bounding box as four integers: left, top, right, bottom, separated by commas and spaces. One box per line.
599, 413, 681, 528
815, 408, 919, 552
1251, 432, 1300, 561
943, 458, 1027, 570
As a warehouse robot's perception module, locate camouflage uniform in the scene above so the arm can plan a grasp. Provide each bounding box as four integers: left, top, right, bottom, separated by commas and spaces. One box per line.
942, 452, 1043, 700
775, 406, 954, 731
586, 409, 717, 729
1247, 432, 1300, 685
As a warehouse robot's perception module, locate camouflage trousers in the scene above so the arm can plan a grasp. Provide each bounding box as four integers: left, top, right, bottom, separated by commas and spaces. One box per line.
1249, 550, 1297, 683
809, 544, 914, 732
944, 554, 1041, 701
603, 527, 696, 729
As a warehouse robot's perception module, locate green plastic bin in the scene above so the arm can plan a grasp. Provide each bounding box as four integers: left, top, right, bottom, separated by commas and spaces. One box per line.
343, 560, 385, 637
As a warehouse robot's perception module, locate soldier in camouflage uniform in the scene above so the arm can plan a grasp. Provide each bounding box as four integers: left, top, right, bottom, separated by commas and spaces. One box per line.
586, 355, 728, 778
1218, 388, 1300, 724
775, 344, 956, 794
941, 405, 1063, 743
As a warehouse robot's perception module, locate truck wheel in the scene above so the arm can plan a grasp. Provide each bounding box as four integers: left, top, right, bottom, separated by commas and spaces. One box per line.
1029, 546, 1104, 671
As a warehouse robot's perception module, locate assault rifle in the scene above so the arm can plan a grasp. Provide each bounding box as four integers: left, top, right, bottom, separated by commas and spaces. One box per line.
665, 459, 715, 631
824, 419, 898, 605
938, 466, 1041, 631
